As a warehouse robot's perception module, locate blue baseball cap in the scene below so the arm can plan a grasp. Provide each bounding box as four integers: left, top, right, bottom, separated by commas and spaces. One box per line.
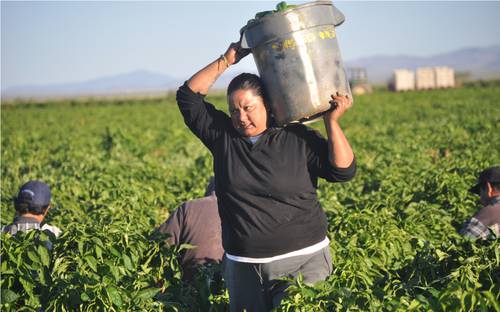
16, 180, 51, 207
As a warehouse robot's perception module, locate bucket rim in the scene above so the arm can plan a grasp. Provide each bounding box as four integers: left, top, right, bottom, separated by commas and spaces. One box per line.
240, 0, 334, 35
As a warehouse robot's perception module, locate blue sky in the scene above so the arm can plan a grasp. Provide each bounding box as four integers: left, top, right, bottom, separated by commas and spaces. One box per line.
2, 1, 500, 89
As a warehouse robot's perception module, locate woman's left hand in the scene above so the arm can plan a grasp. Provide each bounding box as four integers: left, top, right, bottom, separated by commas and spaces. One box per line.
324, 92, 352, 122
224, 41, 251, 66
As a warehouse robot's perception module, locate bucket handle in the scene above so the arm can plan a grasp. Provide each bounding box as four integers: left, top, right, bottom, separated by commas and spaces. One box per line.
240, 25, 251, 50
239, 28, 252, 54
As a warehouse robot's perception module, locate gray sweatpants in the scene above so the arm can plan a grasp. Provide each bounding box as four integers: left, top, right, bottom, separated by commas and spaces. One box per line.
222, 245, 333, 312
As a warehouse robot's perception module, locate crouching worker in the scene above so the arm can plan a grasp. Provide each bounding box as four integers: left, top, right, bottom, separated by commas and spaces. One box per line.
156, 178, 223, 281
2, 180, 62, 240
459, 166, 500, 239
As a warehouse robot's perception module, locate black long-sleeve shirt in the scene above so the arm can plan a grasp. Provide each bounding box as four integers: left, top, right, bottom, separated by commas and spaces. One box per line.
176, 83, 356, 258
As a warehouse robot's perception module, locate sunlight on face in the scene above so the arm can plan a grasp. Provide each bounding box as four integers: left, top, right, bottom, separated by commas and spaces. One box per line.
228, 89, 268, 137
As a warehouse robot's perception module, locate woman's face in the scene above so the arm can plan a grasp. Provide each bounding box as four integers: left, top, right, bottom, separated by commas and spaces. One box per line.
228, 88, 269, 137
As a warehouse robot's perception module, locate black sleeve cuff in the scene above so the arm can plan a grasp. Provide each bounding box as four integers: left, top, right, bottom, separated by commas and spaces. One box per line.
325, 156, 356, 182
177, 81, 207, 99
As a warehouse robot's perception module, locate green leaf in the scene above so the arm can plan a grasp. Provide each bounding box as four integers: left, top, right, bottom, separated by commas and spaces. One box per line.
80, 292, 90, 302
301, 288, 316, 298
38, 268, 47, 286
52, 257, 65, 275
95, 245, 103, 260
109, 265, 120, 281
85, 255, 98, 272
92, 237, 104, 247
122, 254, 133, 271
1, 289, 20, 304
178, 243, 196, 250
19, 277, 34, 298
106, 286, 123, 307
482, 291, 500, 312
435, 249, 448, 261
38, 245, 50, 267
27, 250, 41, 264
109, 246, 121, 257
134, 287, 160, 301
408, 299, 420, 309
78, 240, 84, 255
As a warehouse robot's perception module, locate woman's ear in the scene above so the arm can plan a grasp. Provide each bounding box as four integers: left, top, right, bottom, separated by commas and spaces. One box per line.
43, 204, 52, 217
486, 182, 494, 198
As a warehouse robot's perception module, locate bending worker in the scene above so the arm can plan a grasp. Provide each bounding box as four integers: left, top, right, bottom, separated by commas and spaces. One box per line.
157, 178, 223, 281
3, 180, 61, 248
460, 166, 500, 239
176, 41, 356, 311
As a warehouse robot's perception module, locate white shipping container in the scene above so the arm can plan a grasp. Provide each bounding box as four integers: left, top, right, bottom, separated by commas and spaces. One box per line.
416, 67, 436, 90
434, 67, 455, 88
393, 69, 415, 91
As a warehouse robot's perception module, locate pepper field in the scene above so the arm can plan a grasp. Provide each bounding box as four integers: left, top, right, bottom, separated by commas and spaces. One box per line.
1, 85, 499, 311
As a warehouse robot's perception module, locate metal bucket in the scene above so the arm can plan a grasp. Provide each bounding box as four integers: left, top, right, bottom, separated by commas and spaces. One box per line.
240, 1, 351, 126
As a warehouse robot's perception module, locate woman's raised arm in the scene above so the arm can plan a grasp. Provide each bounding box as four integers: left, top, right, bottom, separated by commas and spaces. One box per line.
323, 93, 354, 168
188, 42, 250, 94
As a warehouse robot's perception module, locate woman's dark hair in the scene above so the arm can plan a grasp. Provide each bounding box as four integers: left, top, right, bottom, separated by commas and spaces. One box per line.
227, 73, 269, 104
14, 198, 48, 215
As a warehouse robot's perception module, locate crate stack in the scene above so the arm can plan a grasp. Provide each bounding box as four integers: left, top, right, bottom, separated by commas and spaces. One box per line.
393, 69, 415, 91
416, 67, 436, 90
392, 66, 455, 92
434, 67, 455, 88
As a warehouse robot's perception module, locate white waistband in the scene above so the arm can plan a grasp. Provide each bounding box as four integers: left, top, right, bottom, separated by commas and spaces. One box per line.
226, 237, 330, 264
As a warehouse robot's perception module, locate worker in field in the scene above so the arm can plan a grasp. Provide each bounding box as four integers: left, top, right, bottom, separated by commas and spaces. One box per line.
459, 166, 500, 239
2, 180, 62, 239
156, 178, 223, 281
176, 40, 355, 312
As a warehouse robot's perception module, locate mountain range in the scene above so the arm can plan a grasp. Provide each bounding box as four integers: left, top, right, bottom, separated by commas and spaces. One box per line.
2, 45, 499, 100
345, 45, 500, 84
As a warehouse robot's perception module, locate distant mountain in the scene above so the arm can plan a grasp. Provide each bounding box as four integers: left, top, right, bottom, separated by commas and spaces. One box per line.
3, 45, 499, 99
345, 45, 500, 84
2, 70, 179, 99
1, 69, 253, 100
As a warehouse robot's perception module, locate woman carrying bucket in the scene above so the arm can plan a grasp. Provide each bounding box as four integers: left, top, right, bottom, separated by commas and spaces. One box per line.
176, 39, 355, 311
